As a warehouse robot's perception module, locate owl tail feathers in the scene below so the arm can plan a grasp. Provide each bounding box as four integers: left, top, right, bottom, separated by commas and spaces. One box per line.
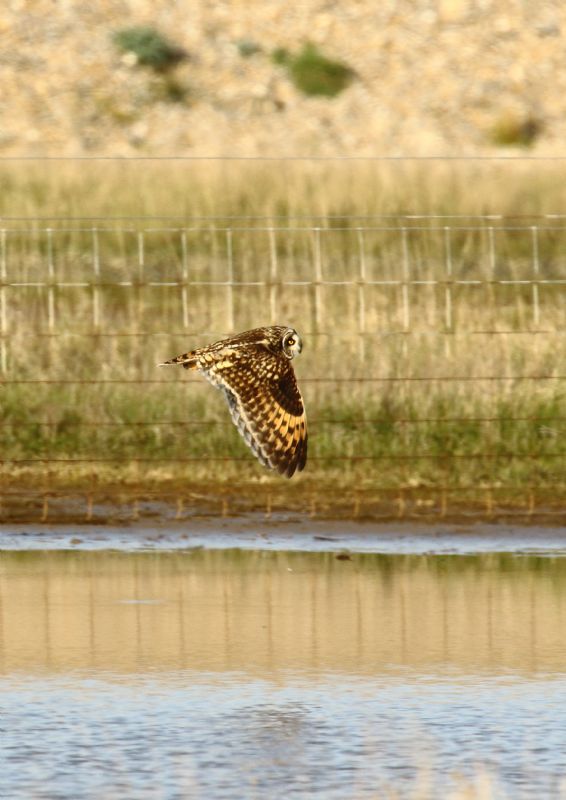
157, 352, 198, 370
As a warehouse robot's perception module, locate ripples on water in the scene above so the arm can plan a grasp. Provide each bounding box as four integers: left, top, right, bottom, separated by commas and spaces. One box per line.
1, 548, 566, 798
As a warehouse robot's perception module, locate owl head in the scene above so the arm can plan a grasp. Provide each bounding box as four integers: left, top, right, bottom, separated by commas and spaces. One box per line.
280, 327, 303, 360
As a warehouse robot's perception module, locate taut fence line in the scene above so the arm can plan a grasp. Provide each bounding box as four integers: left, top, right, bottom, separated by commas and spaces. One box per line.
0, 211, 564, 520
0, 218, 565, 339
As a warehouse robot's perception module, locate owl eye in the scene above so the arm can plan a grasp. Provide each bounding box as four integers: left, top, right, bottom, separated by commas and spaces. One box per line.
287, 337, 296, 346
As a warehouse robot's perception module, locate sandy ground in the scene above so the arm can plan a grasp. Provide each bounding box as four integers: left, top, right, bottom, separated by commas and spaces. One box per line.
4, 2, 566, 156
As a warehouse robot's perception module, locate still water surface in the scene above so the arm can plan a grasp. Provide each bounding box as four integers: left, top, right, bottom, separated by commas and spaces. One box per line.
1, 548, 566, 798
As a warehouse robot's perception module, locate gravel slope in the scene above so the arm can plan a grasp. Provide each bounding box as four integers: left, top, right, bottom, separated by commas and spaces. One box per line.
1, 1, 564, 156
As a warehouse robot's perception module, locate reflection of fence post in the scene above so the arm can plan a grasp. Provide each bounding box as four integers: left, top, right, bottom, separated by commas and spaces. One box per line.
531, 225, 540, 329
226, 229, 234, 332
0, 229, 7, 374
268, 227, 278, 325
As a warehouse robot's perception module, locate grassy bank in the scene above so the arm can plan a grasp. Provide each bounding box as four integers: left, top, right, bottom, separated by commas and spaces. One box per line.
0, 160, 564, 514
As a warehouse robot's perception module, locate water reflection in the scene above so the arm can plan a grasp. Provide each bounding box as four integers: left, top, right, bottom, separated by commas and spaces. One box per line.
1, 549, 566, 798
0, 550, 565, 675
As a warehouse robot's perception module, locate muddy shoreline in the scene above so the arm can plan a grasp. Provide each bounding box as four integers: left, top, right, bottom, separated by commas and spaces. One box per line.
0, 485, 564, 526
0, 517, 565, 554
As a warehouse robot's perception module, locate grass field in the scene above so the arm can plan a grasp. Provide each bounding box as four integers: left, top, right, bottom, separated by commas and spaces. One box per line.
0, 160, 564, 516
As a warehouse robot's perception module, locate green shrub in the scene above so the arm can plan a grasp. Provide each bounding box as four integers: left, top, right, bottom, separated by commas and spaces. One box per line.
490, 112, 542, 147
275, 43, 355, 97
113, 26, 186, 72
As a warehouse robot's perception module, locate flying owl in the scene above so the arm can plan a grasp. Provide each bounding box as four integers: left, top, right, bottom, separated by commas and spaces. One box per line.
159, 326, 307, 478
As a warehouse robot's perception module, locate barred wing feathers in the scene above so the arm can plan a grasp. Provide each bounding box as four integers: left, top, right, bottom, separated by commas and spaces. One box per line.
204, 348, 307, 478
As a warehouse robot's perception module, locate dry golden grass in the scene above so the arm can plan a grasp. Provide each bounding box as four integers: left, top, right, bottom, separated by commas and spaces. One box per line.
2, 159, 566, 218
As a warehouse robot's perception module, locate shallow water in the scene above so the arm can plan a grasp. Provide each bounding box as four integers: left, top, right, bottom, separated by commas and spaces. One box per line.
1, 547, 566, 798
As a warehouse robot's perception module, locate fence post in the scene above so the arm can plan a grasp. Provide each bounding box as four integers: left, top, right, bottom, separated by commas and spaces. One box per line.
531, 225, 540, 329
488, 225, 496, 325
443, 225, 453, 358
226, 229, 234, 332
92, 227, 101, 329
0, 229, 7, 374
268, 227, 278, 325
181, 230, 189, 329
46, 228, 55, 331
357, 227, 366, 362
313, 227, 322, 331
137, 230, 145, 331
401, 226, 410, 359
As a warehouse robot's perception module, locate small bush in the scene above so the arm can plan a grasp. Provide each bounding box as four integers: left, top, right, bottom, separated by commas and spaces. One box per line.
237, 39, 262, 58
490, 112, 542, 148
113, 26, 186, 72
271, 47, 290, 66
275, 43, 355, 97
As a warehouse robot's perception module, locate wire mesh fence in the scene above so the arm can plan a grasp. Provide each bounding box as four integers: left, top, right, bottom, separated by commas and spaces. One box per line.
1, 213, 565, 519
1, 216, 566, 336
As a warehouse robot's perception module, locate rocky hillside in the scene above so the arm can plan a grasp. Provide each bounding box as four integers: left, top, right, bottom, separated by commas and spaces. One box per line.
1, 0, 565, 156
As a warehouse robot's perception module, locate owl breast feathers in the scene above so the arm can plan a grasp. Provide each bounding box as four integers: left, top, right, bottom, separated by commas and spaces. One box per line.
160, 326, 307, 477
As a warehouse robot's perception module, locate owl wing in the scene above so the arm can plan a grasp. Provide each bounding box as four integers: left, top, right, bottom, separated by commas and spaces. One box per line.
202, 348, 307, 478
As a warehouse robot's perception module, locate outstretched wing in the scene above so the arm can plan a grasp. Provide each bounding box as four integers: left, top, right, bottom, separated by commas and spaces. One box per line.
203, 348, 307, 478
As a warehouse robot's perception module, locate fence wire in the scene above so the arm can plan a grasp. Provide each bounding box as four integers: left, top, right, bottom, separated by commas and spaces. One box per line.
0, 214, 564, 517
1, 220, 565, 340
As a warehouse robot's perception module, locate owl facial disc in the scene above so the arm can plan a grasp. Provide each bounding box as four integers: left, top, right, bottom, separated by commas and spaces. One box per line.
282, 328, 302, 359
